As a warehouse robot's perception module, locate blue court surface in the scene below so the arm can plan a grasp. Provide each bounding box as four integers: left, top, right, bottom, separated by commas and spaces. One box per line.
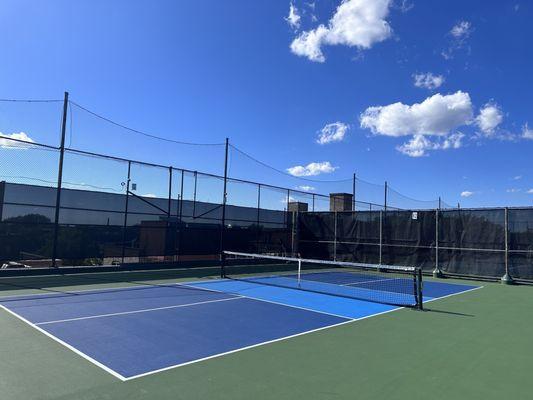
0, 275, 479, 381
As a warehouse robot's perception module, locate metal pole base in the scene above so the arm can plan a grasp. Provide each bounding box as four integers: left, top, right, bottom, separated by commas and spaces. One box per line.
432, 268, 443, 278
500, 273, 514, 285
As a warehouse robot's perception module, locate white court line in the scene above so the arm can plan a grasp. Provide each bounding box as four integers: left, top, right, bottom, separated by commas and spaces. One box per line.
0, 280, 484, 382
0, 304, 128, 381
0, 278, 222, 300
36, 296, 243, 326
423, 285, 484, 304
178, 281, 357, 320
123, 306, 403, 381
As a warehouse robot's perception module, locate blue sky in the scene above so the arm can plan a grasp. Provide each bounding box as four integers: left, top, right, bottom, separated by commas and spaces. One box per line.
0, 0, 532, 209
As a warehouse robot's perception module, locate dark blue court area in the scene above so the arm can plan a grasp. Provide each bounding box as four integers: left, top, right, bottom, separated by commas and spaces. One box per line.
0, 275, 479, 380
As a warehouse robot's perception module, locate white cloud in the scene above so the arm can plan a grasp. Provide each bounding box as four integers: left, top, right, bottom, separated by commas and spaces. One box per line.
396, 132, 464, 157
290, 0, 393, 62
507, 188, 521, 193
296, 185, 316, 192
143, 193, 157, 198
522, 123, 533, 139
287, 161, 338, 177
442, 20, 472, 59
476, 103, 503, 135
528, 189, 533, 194
450, 21, 472, 39
512, 175, 522, 180
413, 72, 445, 90
316, 122, 349, 144
0, 132, 36, 149
461, 191, 474, 198
360, 91, 473, 137
285, 3, 301, 30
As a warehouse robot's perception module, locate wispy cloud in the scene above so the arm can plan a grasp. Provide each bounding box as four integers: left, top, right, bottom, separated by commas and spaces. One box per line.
287, 161, 338, 177
290, 0, 393, 62
461, 190, 474, 198
296, 185, 316, 192
413, 72, 445, 90
285, 3, 301, 30
442, 20, 473, 59
316, 122, 349, 144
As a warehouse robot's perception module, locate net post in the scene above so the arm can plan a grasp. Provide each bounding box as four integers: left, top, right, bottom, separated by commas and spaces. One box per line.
501, 207, 514, 285
221, 251, 226, 278
416, 267, 424, 310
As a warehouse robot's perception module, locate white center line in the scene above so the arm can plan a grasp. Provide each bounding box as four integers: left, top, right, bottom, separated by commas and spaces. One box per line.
36, 296, 243, 326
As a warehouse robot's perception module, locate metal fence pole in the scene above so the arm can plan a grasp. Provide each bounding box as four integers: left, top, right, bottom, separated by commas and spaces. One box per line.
433, 208, 443, 278
384, 181, 388, 211
256, 184, 261, 253
51, 91, 69, 268
219, 138, 229, 277
167, 167, 173, 260
379, 210, 383, 265
192, 171, 198, 218
177, 169, 184, 263
352, 173, 356, 211
333, 211, 338, 261
501, 207, 513, 284
121, 161, 131, 264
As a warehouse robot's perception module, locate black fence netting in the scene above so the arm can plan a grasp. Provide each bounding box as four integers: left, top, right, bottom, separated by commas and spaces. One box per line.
297, 208, 533, 282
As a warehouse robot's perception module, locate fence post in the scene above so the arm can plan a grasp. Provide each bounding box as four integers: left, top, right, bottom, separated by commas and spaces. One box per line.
121, 161, 131, 264
192, 171, 198, 217
167, 166, 173, 261
379, 210, 383, 266
176, 170, 185, 263
256, 184, 261, 253
219, 138, 229, 277
333, 211, 338, 261
51, 91, 69, 268
501, 207, 513, 284
384, 181, 388, 211
352, 173, 356, 211
433, 208, 443, 278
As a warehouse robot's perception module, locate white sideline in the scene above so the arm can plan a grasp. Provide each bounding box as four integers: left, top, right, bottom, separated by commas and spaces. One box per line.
36, 296, 243, 326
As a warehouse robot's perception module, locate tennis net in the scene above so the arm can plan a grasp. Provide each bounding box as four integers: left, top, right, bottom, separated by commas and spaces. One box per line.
222, 251, 423, 309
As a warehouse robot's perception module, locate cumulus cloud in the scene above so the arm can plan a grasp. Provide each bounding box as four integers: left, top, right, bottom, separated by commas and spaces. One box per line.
296, 185, 316, 192
287, 161, 338, 177
522, 123, 533, 139
360, 91, 473, 137
413, 72, 445, 90
285, 3, 301, 30
316, 122, 349, 144
0, 132, 36, 149
476, 103, 503, 135
290, 0, 393, 62
396, 132, 464, 157
461, 191, 474, 198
